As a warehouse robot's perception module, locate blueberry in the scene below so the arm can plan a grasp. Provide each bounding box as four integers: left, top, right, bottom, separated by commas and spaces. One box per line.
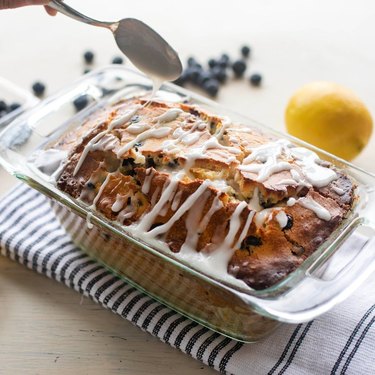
8, 102, 21, 112
83, 50, 94, 64
86, 182, 95, 189
186, 66, 202, 84
173, 71, 189, 86
73, 95, 89, 111
221, 54, 230, 63
249, 73, 262, 86
210, 66, 227, 83
0, 100, 7, 112
187, 57, 202, 69
241, 45, 251, 58
187, 57, 197, 67
145, 157, 156, 168
83, 68, 91, 75
112, 56, 124, 64
197, 71, 214, 86
284, 214, 293, 230
218, 58, 229, 69
241, 235, 262, 248
203, 79, 219, 97
232, 60, 247, 78
208, 58, 217, 69
32, 81, 46, 97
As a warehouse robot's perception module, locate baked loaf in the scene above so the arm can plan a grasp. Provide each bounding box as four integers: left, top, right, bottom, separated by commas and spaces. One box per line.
53, 97, 355, 290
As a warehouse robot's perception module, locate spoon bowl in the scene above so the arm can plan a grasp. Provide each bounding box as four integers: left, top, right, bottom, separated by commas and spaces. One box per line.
49, 1, 182, 81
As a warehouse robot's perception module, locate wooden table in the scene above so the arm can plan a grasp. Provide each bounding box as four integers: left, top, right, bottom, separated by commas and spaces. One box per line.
0, 1, 375, 374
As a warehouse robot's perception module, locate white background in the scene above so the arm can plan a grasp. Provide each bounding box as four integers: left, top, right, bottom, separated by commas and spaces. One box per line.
0, 1, 375, 374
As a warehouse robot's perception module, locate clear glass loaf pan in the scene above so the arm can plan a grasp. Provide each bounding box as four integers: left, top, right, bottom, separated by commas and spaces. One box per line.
1, 66, 375, 342
0, 76, 39, 130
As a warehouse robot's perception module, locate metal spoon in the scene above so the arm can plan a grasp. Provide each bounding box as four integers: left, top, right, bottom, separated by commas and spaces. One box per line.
48, 0, 182, 81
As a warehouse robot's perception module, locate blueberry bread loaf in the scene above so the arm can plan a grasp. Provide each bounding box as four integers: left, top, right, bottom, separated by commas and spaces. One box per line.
53, 97, 355, 290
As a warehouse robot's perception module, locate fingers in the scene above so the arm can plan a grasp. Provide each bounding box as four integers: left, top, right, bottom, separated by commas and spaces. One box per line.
44, 5, 57, 16
0, 0, 50, 10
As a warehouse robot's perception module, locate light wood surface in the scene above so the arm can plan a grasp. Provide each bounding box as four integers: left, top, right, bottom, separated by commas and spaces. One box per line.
1, 1, 375, 374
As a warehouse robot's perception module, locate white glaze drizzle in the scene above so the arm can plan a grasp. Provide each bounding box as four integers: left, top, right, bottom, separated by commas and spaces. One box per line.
108, 105, 142, 130
297, 197, 331, 221
183, 136, 240, 175
162, 119, 206, 152
142, 168, 154, 194
148, 180, 211, 237
239, 139, 337, 188
137, 175, 181, 232
126, 123, 151, 135
176, 190, 212, 251
153, 108, 183, 124
91, 173, 112, 210
116, 127, 172, 157
86, 212, 94, 229
150, 185, 162, 207
248, 188, 263, 212
290, 147, 337, 188
73, 105, 142, 176
171, 190, 183, 211
73, 131, 107, 176
255, 208, 275, 227
91, 134, 118, 152
287, 197, 297, 206
117, 205, 135, 223
215, 117, 231, 140
220, 201, 248, 250
332, 185, 345, 195
111, 194, 128, 213
275, 211, 288, 228
234, 210, 256, 249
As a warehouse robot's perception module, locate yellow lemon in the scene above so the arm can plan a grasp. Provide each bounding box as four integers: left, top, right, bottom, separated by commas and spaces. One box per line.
285, 82, 373, 161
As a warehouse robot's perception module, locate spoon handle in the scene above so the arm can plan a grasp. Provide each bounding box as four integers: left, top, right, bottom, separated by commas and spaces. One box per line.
48, 0, 114, 30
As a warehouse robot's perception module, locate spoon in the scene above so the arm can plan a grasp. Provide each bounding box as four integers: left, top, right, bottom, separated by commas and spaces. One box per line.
48, 0, 183, 81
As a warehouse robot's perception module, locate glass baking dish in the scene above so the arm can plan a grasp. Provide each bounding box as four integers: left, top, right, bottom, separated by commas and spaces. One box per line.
0, 76, 39, 130
1, 66, 375, 342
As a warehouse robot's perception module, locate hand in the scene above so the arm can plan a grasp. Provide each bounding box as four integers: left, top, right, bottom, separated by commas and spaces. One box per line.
0, 1, 57, 16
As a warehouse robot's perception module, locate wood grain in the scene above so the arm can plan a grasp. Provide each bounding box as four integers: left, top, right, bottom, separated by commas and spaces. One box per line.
0, 256, 215, 375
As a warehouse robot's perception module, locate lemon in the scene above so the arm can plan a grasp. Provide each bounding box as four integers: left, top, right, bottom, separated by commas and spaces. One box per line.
285, 82, 373, 161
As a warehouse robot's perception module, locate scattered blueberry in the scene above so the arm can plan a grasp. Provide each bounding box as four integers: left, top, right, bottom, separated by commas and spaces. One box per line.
221, 54, 230, 63
0, 100, 7, 112
203, 79, 219, 97
197, 71, 214, 86
32, 81, 46, 97
187, 57, 197, 67
241, 45, 251, 58
172, 71, 188, 87
83, 50, 94, 64
210, 66, 227, 83
249, 73, 262, 86
208, 58, 217, 69
112, 56, 124, 64
8, 102, 21, 112
187, 57, 202, 69
232, 60, 247, 78
73, 95, 89, 111
83, 68, 91, 74
186, 66, 202, 84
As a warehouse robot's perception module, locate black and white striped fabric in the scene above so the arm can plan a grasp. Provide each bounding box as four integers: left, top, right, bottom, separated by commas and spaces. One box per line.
1, 184, 374, 375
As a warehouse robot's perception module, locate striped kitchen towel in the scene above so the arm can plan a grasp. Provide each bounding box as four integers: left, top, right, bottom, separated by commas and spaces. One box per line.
0, 183, 374, 375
